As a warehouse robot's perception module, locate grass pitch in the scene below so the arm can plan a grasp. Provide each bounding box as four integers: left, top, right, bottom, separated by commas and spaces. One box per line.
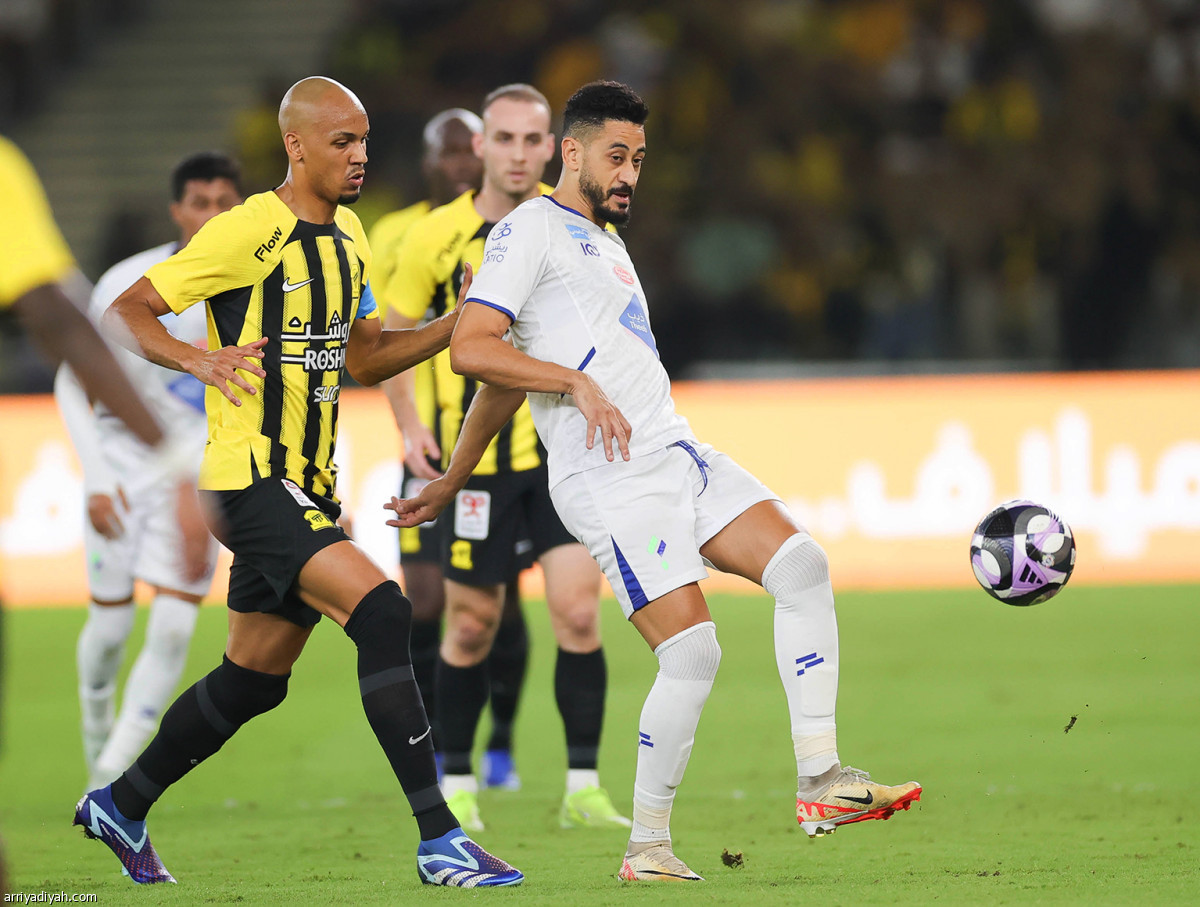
2, 584, 1197, 904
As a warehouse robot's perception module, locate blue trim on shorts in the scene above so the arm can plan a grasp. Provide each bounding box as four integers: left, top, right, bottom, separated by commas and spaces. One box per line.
576, 347, 596, 371
465, 298, 515, 322
671, 440, 712, 495
611, 536, 648, 611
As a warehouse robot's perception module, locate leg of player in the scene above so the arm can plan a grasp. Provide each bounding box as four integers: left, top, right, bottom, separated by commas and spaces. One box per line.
75, 610, 305, 884
540, 543, 630, 829
480, 578, 527, 791
619, 585, 716, 882
437, 579, 504, 831
700, 500, 922, 838
91, 589, 201, 788
402, 560, 445, 757
77, 596, 136, 781
295, 542, 522, 887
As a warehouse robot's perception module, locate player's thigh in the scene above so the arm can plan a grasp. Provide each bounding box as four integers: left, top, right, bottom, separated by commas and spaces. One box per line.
296, 540, 393, 626
136, 479, 219, 599
549, 448, 708, 621
225, 608, 314, 675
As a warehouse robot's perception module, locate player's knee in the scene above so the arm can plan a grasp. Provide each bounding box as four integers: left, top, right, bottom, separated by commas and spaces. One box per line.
442, 611, 497, 661
551, 598, 600, 648
343, 581, 414, 656
655, 621, 721, 683
207, 655, 290, 726
763, 532, 831, 596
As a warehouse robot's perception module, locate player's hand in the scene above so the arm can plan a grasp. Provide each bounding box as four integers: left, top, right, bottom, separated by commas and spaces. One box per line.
174, 479, 213, 583
570, 374, 632, 462
402, 423, 443, 480
190, 337, 269, 406
385, 477, 455, 528
87, 488, 128, 539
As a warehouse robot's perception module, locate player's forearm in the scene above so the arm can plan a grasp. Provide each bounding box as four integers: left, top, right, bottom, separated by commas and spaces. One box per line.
106, 291, 200, 374
450, 334, 580, 396
381, 368, 423, 433
18, 283, 165, 447
351, 311, 456, 387
442, 385, 526, 486
54, 365, 119, 493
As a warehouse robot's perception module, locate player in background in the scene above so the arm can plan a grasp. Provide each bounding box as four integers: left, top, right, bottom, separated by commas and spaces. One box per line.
72, 77, 522, 887
373, 109, 532, 790
0, 134, 211, 897
380, 84, 627, 832
389, 81, 922, 882
56, 152, 242, 791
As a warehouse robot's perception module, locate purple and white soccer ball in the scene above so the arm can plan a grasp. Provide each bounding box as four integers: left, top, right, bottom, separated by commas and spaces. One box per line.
970, 500, 1076, 606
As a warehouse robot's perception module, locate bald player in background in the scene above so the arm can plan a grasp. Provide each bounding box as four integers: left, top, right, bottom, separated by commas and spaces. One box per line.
72, 77, 522, 888
374, 109, 530, 790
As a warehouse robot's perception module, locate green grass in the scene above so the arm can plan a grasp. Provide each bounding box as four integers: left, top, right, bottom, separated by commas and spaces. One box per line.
2, 585, 1198, 904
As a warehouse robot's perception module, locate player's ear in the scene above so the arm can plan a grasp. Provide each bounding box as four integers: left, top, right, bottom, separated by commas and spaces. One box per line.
283, 131, 304, 162
168, 201, 184, 231
471, 131, 485, 159
560, 135, 581, 172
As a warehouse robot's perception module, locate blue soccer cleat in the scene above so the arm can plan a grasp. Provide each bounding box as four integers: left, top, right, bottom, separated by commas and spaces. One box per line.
73, 786, 176, 884
480, 749, 521, 790
416, 829, 523, 887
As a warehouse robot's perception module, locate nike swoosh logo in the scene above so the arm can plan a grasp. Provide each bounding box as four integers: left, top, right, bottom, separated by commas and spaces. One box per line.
89, 802, 148, 851
282, 277, 315, 293
409, 726, 432, 745
837, 791, 874, 805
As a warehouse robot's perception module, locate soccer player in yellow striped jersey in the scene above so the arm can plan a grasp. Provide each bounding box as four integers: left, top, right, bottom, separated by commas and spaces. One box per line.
380, 84, 628, 834
77, 77, 523, 888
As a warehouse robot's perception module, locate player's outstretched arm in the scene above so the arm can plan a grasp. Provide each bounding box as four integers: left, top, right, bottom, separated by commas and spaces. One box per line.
385, 384, 525, 528
106, 276, 267, 407
450, 301, 632, 462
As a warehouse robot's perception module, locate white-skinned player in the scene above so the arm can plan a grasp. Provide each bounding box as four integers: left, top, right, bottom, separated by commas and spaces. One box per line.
56, 152, 241, 790
389, 81, 922, 882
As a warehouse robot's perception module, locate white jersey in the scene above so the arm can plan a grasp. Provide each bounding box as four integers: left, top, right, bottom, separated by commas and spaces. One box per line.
466, 195, 692, 489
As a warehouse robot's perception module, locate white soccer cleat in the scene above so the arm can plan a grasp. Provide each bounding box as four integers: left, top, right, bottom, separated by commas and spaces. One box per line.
795, 765, 922, 837
618, 843, 703, 882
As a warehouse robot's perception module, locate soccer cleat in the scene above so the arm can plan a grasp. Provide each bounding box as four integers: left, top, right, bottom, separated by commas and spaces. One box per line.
480, 749, 521, 790
445, 788, 485, 833
417, 830, 523, 887
795, 765, 922, 837
618, 843, 703, 882
73, 786, 176, 884
560, 785, 633, 829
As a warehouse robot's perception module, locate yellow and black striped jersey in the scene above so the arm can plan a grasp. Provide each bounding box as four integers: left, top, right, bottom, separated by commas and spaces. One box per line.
381, 186, 553, 476
146, 189, 378, 497
0, 136, 75, 307
368, 199, 438, 441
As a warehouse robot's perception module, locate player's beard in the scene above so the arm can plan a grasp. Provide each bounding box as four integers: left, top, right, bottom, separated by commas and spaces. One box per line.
339, 191, 361, 205
579, 166, 632, 226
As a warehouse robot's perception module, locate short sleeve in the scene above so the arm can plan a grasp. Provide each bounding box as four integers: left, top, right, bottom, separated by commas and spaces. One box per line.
146, 199, 285, 314
0, 137, 76, 307
384, 216, 442, 322
465, 210, 549, 323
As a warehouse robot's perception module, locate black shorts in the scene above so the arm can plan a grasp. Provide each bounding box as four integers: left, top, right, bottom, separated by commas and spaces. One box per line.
442, 465, 574, 586
205, 477, 350, 629
398, 465, 445, 567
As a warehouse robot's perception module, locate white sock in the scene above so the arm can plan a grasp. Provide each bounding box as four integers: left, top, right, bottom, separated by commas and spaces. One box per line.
76, 601, 136, 769
763, 533, 841, 781
92, 595, 199, 785
441, 773, 478, 797
566, 768, 600, 796
629, 621, 721, 845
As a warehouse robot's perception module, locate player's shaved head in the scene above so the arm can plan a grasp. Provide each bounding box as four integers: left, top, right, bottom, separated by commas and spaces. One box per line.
278, 76, 366, 138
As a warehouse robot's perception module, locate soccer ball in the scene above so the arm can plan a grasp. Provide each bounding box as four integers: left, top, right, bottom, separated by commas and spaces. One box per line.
970, 500, 1076, 606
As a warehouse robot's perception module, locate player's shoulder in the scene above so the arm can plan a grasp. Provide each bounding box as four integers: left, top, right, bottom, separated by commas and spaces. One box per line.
406, 191, 481, 257
493, 195, 556, 238
368, 200, 430, 250
191, 191, 294, 255
0, 135, 30, 179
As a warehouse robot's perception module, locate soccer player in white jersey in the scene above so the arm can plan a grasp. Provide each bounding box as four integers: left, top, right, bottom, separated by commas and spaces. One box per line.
389, 81, 923, 882
56, 153, 241, 790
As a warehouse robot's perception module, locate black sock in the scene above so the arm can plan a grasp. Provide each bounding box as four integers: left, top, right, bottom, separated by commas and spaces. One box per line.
110, 656, 289, 821
486, 610, 528, 752
410, 618, 441, 731
436, 657, 489, 776
344, 581, 456, 840
555, 647, 606, 770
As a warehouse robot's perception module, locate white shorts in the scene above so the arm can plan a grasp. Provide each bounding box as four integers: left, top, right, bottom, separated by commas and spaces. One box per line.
85, 476, 218, 601
550, 439, 779, 618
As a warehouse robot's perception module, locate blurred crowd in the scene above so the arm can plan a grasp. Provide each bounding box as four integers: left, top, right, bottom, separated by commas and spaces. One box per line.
312, 0, 1200, 375
6, 0, 1200, 381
